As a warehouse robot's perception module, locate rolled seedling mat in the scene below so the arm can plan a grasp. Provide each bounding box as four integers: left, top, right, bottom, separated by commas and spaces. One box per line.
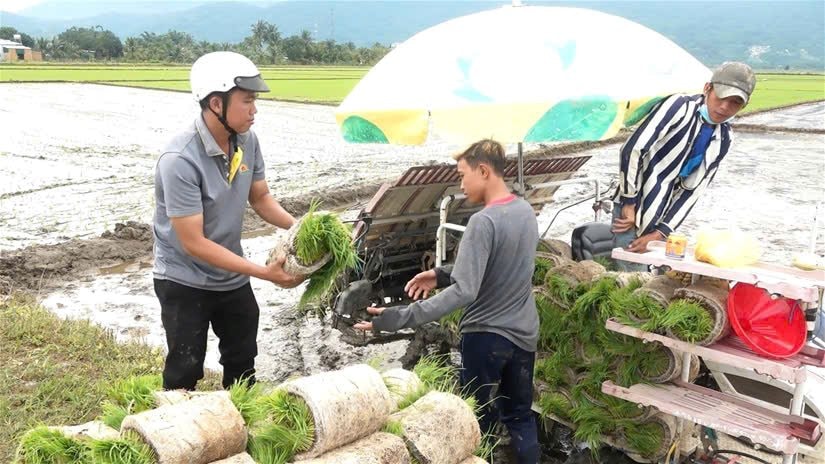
602, 271, 654, 288
618, 413, 679, 462
391, 391, 481, 464
268, 217, 333, 276
671, 281, 731, 346
549, 261, 606, 288
153, 390, 210, 407
51, 421, 119, 441
575, 341, 606, 365
634, 275, 683, 311
120, 391, 247, 464
573, 373, 609, 407
285, 364, 394, 459
541, 387, 576, 421
457, 457, 488, 464
536, 251, 574, 270
210, 453, 257, 464
382, 368, 423, 412
639, 346, 683, 384
293, 432, 411, 464
537, 238, 573, 259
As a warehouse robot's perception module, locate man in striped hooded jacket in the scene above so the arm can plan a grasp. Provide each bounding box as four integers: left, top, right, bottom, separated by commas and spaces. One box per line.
611, 62, 757, 270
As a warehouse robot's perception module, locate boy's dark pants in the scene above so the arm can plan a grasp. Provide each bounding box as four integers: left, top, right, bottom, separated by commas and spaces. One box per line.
154, 279, 259, 390
461, 332, 540, 464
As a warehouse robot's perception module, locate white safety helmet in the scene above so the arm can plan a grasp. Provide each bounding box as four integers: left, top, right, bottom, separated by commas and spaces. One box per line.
190, 51, 269, 103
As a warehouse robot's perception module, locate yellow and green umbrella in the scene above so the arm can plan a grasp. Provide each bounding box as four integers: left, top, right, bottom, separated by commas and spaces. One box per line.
336, 5, 710, 146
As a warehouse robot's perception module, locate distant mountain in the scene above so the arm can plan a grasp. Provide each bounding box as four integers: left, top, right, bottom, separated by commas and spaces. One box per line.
3, 1, 823, 70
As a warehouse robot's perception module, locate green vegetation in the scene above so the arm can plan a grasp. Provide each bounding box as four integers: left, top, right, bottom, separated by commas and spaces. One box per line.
2, 64, 821, 108
99, 375, 162, 430
88, 433, 155, 464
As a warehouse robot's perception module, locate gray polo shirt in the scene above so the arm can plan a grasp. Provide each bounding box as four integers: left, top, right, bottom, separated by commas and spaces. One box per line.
153, 115, 266, 291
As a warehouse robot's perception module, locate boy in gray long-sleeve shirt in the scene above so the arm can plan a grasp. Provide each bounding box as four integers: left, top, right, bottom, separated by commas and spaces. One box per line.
355, 139, 540, 463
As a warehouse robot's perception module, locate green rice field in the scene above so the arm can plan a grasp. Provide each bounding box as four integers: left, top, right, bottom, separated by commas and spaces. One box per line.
0, 64, 822, 110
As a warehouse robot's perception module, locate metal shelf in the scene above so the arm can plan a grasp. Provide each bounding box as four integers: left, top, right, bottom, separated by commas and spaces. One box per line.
611, 242, 824, 303
601, 381, 809, 455
605, 319, 824, 384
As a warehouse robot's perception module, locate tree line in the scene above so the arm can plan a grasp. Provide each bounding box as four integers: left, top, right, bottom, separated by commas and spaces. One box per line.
0, 21, 390, 65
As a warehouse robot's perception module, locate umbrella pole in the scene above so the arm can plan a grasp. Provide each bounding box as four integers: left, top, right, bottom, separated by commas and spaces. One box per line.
517, 142, 525, 195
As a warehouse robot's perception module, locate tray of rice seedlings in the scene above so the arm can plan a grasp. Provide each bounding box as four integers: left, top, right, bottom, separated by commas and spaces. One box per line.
99, 375, 162, 430
616, 413, 679, 461
634, 275, 684, 310
537, 238, 573, 258
672, 281, 731, 345
656, 299, 715, 344
534, 287, 568, 350
268, 201, 359, 313
16, 426, 92, 464
280, 364, 392, 460
538, 388, 576, 422
120, 391, 247, 464
247, 388, 315, 464
88, 431, 156, 464
569, 397, 617, 455
389, 391, 481, 464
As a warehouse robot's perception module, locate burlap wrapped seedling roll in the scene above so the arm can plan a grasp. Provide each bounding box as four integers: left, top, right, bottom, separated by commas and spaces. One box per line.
544, 260, 606, 309
293, 432, 411, 464
285, 364, 394, 459
120, 391, 247, 464
458, 457, 488, 464
634, 275, 683, 310
268, 218, 332, 276
392, 391, 481, 464
52, 421, 119, 441
382, 368, 424, 412
618, 413, 679, 462
537, 387, 576, 421
537, 238, 573, 259
637, 345, 683, 384
153, 389, 210, 407
534, 252, 574, 285
602, 271, 654, 289
211, 453, 256, 464
671, 281, 731, 346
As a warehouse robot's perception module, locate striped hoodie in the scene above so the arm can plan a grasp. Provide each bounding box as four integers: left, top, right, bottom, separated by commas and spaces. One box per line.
613, 94, 733, 237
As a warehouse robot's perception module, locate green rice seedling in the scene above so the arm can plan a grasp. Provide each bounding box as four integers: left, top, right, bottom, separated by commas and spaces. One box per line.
88, 432, 155, 464
438, 308, 463, 338
604, 396, 644, 420
254, 389, 315, 458
247, 435, 292, 464
229, 380, 267, 427
621, 421, 665, 457
533, 257, 553, 285
544, 273, 579, 309
633, 346, 673, 382
294, 200, 359, 311
656, 300, 714, 343
395, 384, 430, 411
16, 426, 90, 464
99, 375, 161, 429
538, 391, 573, 420
413, 355, 457, 393
593, 256, 617, 271
381, 419, 405, 437
475, 432, 500, 461
536, 293, 567, 349
570, 399, 612, 455
616, 357, 643, 387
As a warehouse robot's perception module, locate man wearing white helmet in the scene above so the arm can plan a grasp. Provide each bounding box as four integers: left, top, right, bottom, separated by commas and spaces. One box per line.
611, 61, 757, 269
153, 51, 303, 390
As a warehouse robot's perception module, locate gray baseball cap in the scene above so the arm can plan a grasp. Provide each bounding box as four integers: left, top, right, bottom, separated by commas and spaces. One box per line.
711, 62, 756, 105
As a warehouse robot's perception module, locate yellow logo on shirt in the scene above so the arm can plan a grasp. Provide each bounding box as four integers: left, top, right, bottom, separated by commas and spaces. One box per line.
228, 146, 244, 184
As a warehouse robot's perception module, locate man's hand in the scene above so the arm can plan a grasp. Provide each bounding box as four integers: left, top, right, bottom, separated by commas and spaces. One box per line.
612, 203, 636, 233
627, 231, 663, 253
259, 254, 306, 288
405, 269, 437, 300
353, 307, 386, 331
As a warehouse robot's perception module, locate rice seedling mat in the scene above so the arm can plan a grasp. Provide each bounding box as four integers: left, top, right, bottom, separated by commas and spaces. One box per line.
604, 319, 809, 383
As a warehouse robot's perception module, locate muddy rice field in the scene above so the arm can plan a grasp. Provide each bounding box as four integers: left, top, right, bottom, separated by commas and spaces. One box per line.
1, 83, 823, 462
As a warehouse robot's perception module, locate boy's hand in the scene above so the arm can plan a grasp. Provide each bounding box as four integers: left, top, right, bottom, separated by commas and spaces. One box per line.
405, 269, 437, 300
353, 306, 385, 331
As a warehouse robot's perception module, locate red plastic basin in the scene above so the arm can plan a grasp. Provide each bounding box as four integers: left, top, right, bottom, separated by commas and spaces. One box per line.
727, 282, 806, 359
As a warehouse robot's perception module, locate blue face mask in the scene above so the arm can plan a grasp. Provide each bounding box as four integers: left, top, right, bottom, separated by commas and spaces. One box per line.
699, 103, 735, 125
